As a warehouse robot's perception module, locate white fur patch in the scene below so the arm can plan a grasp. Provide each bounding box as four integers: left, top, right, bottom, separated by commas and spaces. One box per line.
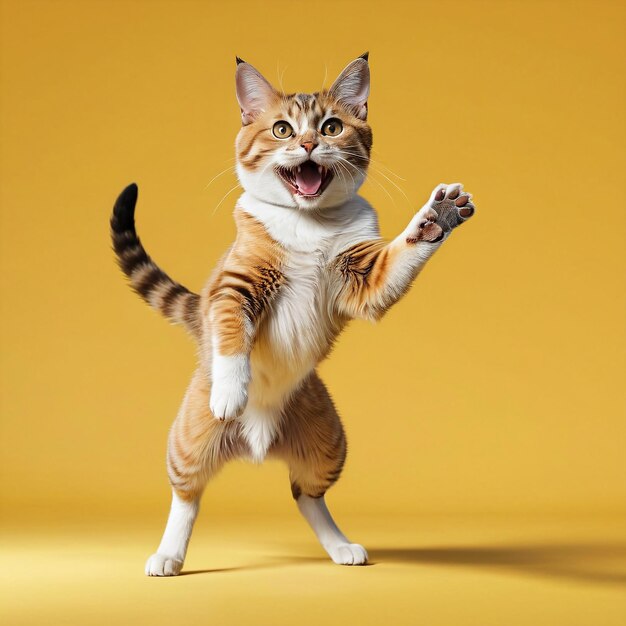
238, 192, 379, 253
209, 350, 250, 420
297, 495, 368, 565
240, 405, 280, 463
145, 492, 199, 576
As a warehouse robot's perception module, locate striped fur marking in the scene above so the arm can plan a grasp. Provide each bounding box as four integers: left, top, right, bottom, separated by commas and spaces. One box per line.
110, 184, 201, 337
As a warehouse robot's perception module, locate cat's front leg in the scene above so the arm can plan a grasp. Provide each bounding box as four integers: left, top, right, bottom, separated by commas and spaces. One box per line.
332, 183, 475, 321
205, 293, 253, 421
205, 256, 283, 421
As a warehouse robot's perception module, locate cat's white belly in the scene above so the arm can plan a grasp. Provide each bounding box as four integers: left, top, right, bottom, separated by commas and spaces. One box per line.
254, 251, 336, 391
242, 250, 339, 461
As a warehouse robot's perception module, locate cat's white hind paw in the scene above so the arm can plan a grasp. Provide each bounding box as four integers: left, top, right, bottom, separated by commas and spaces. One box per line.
145, 553, 183, 576
327, 542, 369, 566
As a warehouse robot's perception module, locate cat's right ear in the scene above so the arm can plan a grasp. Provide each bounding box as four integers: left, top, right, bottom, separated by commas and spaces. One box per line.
235, 58, 277, 125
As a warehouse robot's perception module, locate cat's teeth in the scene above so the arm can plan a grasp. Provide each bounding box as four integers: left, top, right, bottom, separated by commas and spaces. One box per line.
297, 166, 301, 173
318, 165, 323, 174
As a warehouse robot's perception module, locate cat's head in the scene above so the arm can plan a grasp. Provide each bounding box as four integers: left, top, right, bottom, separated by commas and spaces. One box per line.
234, 54, 372, 211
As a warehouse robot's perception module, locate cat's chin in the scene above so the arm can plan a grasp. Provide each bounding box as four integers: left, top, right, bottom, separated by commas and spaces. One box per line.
293, 192, 342, 211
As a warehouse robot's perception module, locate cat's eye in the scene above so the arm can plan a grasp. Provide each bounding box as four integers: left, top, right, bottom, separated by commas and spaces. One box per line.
272, 121, 294, 139
321, 118, 343, 137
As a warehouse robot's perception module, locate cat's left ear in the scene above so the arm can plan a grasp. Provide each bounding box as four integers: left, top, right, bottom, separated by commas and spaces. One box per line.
329, 52, 370, 120
235, 57, 277, 125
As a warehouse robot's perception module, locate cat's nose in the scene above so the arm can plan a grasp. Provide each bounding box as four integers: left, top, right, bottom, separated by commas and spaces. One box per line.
301, 142, 317, 154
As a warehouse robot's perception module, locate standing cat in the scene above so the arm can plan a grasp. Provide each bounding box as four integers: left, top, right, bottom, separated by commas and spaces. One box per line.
110, 53, 475, 576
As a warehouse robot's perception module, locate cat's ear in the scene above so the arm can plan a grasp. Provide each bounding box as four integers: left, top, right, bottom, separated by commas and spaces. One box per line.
329, 52, 370, 120
235, 57, 277, 125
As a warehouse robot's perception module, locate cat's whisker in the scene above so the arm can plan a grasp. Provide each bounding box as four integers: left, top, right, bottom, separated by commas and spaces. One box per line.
211, 182, 242, 217
370, 149, 406, 180
366, 172, 412, 215
339, 162, 353, 193
342, 145, 406, 181
334, 154, 405, 214
333, 155, 368, 190
332, 156, 356, 183
329, 163, 343, 194
203, 165, 237, 191
333, 153, 362, 172
337, 150, 405, 184
368, 165, 413, 207
333, 162, 351, 196
371, 161, 406, 181
333, 157, 365, 194
321, 62, 328, 91
277, 62, 288, 97
337, 147, 370, 162
332, 151, 412, 214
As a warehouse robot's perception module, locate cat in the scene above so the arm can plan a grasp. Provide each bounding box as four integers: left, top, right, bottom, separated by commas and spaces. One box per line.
110, 53, 475, 576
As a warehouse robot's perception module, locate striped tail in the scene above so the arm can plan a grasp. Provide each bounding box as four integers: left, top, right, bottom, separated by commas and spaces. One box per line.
110, 183, 201, 337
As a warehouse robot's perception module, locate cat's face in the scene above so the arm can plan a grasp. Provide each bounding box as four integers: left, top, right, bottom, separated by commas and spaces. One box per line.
234, 55, 372, 211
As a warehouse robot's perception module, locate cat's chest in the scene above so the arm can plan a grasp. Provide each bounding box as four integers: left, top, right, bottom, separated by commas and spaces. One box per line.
262, 249, 335, 358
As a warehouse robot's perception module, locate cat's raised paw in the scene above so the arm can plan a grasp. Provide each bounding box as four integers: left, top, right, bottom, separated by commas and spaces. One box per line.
429, 182, 475, 231
407, 183, 475, 244
145, 553, 183, 576
327, 542, 369, 566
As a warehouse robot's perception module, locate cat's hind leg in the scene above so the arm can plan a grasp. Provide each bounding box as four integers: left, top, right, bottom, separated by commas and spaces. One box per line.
145, 369, 245, 576
296, 495, 368, 565
145, 490, 199, 576
272, 373, 368, 565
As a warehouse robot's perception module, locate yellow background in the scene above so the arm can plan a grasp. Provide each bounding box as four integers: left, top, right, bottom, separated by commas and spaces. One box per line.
1, 1, 625, 624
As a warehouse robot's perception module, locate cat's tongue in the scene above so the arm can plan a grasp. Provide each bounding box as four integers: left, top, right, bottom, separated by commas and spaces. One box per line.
295, 161, 322, 195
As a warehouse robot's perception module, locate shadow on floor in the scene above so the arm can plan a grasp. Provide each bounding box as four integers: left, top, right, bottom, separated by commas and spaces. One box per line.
369, 543, 626, 586
178, 561, 299, 576
179, 568, 239, 576
178, 543, 626, 586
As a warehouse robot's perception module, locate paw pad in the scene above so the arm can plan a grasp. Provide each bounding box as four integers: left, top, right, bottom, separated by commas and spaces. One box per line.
407, 183, 475, 246
430, 183, 475, 232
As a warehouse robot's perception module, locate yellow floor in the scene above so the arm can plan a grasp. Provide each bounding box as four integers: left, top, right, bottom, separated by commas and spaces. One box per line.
3, 514, 625, 625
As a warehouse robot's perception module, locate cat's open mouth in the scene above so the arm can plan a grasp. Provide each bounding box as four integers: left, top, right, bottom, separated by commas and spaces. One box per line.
275, 161, 333, 198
